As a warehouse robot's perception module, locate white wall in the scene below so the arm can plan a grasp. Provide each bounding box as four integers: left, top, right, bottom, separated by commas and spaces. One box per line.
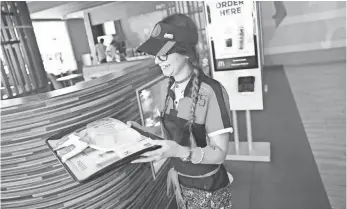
260, 1, 346, 66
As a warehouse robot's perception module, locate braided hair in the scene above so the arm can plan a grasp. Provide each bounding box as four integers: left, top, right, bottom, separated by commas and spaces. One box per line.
186, 67, 200, 148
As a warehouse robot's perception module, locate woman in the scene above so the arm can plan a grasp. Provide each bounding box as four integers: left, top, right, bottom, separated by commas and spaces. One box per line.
130, 14, 233, 209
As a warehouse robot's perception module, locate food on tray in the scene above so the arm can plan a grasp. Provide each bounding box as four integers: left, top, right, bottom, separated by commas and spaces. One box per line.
53, 118, 146, 162
86, 118, 143, 152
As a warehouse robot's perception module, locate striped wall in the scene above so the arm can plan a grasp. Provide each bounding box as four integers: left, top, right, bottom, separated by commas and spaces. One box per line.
0, 61, 173, 209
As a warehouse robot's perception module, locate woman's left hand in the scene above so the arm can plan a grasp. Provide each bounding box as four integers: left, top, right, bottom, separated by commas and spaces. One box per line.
131, 140, 180, 163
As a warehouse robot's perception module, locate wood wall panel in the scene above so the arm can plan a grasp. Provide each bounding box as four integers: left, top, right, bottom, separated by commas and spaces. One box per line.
0, 61, 173, 209
1, 1, 49, 99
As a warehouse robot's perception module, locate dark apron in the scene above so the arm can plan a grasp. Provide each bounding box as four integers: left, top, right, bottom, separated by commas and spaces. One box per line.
162, 112, 230, 191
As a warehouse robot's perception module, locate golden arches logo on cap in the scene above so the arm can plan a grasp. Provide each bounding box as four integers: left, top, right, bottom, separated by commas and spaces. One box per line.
151, 24, 161, 37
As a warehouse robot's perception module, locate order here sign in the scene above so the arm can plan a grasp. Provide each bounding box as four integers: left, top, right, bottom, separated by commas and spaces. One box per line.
205, 1, 264, 110
216, 1, 245, 16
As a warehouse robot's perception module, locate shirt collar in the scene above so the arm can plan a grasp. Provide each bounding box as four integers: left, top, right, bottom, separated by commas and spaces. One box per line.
168, 69, 205, 100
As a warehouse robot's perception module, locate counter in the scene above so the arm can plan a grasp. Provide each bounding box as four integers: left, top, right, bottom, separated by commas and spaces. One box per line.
82, 56, 152, 81
0, 60, 174, 209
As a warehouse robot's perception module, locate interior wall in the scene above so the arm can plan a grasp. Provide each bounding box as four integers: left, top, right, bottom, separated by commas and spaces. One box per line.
88, 1, 174, 26
121, 11, 167, 49
65, 18, 90, 73
260, 1, 346, 66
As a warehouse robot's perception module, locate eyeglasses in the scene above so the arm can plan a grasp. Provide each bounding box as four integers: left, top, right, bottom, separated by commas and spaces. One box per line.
152, 54, 168, 61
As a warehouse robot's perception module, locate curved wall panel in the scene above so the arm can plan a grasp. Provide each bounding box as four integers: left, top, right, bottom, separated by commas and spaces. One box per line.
0, 60, 173, 209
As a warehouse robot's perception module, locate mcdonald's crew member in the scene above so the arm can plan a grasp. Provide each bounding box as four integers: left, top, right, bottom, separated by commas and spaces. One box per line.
95, 38, 107, 63
129, 14, 234, 209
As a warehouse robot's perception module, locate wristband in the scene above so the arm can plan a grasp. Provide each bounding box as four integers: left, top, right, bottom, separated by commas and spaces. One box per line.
191, 147, 204, 164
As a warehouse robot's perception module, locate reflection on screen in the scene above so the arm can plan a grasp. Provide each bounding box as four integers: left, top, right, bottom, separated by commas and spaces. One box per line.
140, 89, 161, 127
137, 76, 170, 179
138, 77, 167, 138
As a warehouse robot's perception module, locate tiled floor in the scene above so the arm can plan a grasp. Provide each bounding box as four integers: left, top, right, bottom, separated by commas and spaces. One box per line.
284, 61, 346, 209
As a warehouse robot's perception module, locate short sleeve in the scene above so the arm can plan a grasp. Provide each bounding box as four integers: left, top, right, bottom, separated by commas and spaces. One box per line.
205, 84, 233, 137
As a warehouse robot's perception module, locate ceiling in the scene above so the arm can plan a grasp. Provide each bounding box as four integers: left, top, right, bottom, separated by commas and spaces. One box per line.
27, 1, 113, 19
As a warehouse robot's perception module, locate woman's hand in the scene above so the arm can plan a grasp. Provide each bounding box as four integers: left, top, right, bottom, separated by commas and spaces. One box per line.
131, 139, 180, 163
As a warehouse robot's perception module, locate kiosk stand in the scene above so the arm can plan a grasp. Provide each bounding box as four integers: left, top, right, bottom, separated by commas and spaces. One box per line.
205, 1, 270, 162
227, 109, 270, 162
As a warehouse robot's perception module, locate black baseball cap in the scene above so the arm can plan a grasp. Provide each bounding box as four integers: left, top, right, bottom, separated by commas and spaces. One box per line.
137, 22, 198, 56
